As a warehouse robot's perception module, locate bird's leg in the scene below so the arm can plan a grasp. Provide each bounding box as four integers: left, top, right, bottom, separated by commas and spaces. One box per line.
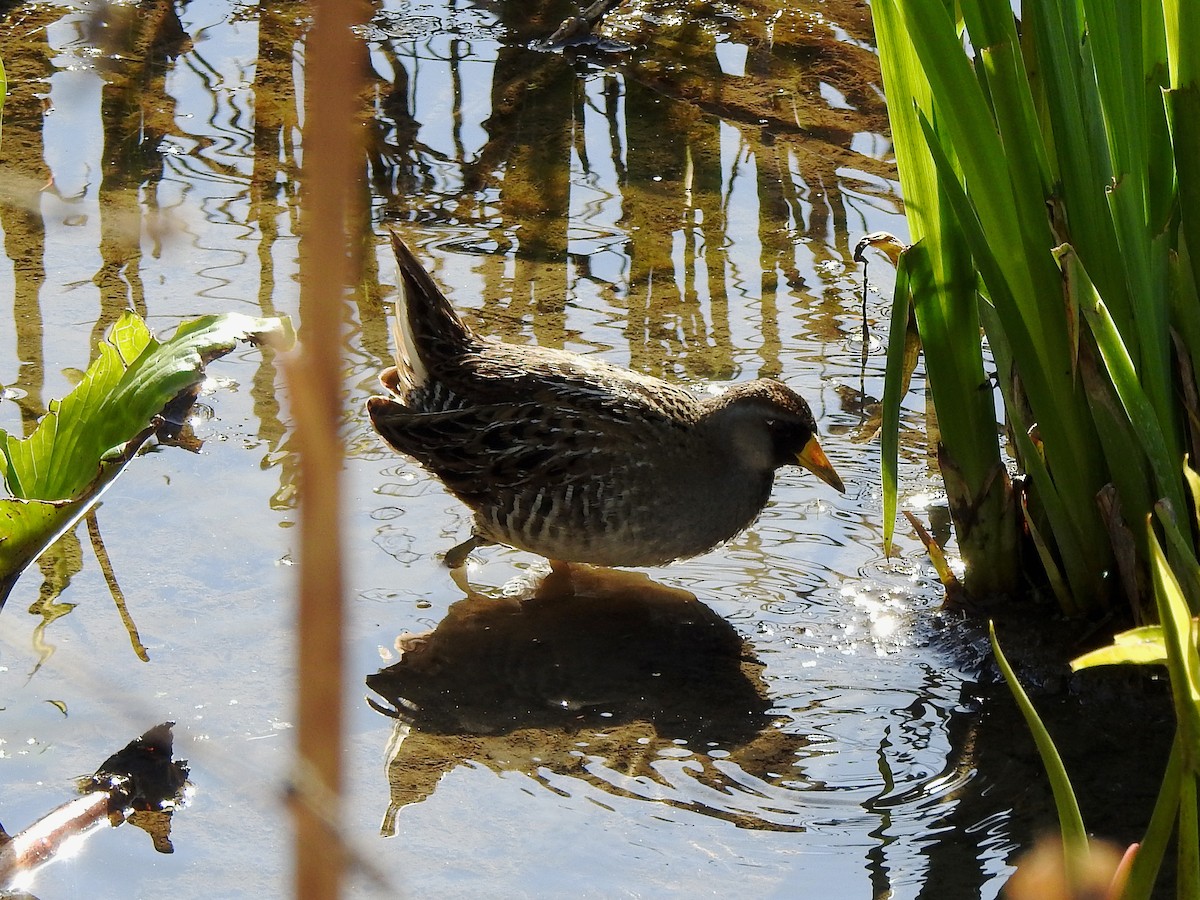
535, 559, 577, 600
449, 564, 474, 597
443, 534, 492, 569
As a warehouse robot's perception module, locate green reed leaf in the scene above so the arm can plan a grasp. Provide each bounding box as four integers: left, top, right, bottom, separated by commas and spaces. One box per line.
990, 621, 1089, 884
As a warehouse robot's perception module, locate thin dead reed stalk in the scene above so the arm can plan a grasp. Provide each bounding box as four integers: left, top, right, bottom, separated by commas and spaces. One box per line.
287, 0, 367, 896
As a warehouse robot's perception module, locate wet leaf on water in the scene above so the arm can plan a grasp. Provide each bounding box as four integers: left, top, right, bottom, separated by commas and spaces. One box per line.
45, 700, 68, 717
902, 509, 963, 608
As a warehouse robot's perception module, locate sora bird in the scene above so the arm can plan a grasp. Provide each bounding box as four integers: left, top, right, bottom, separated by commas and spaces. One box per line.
367, 230, 845, 569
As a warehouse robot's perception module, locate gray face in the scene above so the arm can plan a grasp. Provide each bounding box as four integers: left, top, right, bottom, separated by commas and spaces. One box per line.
706, 381, 818, 474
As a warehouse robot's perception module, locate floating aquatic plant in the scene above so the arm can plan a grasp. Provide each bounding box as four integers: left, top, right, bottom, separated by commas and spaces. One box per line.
0, 310, 294, 607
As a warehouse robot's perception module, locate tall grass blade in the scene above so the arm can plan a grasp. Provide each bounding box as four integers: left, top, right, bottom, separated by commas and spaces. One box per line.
989, 621, 1089, 880
1019, 495, 1073, 614
1181, 775, 1199, 900
1146, 527, 1200, 898
881, 250, 915, 556
1148, 530, 1200, 764
1122, 733, 1183, 900
1062, 246, 1185, 515
1167, 84, 1200, 300
1154, 500, 1200, 612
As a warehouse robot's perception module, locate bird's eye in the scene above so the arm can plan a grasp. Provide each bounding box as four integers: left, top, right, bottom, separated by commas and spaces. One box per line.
765, 418, 777, 428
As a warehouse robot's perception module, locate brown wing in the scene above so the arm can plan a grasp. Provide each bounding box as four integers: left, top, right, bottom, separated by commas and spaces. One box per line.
366, 397, 635, 502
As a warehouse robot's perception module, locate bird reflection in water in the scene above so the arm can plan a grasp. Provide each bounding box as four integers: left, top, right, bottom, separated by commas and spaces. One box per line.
367, 565, 813, 834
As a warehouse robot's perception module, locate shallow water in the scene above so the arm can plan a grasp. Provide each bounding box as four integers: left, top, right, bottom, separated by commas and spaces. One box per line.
0, 0, 1166, 897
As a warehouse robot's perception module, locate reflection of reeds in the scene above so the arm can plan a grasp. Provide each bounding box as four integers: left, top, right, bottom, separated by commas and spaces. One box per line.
86, 510, 149, 662
368, 0, 895, 384
0, 11, 53, 434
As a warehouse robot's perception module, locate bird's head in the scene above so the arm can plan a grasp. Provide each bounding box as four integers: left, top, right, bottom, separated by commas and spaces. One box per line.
709, 380, 844, 492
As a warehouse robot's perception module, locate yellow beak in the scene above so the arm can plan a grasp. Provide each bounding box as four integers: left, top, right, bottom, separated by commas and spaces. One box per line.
796, 435, 845, 493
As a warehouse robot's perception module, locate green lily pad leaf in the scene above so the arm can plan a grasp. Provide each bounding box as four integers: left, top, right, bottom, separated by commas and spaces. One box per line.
0, 310, 294, 606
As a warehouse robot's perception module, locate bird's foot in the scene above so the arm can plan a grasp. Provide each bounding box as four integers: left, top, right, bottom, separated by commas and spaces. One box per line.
443, 535, 492, 569
449, 564, 475, 597
535, 559, 578, 600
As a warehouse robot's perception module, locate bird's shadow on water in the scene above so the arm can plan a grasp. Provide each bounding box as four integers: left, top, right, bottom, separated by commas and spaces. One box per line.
366, 564, 815, 834
362, 565, 1179, 896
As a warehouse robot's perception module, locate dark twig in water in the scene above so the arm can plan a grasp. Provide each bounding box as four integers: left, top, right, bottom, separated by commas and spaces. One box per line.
859, 253, 871, 368
539, 0, 625, 50
0, 722, 189, 889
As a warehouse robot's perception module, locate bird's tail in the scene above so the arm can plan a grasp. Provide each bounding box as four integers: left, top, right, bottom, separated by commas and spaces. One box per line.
387, 227, 476, 392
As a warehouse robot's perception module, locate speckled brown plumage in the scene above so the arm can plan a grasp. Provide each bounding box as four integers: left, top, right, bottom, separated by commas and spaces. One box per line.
367, 229, 844, 567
